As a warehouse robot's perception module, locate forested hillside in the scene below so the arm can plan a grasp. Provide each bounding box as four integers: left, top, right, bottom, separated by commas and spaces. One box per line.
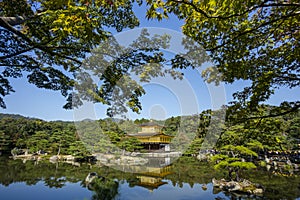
0, 104, 299, 161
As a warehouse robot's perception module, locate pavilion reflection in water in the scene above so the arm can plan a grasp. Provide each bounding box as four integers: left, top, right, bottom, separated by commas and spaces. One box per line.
131, 157, 173, 191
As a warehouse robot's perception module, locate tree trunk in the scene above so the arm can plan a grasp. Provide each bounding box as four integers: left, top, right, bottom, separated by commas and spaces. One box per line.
228, 167, 233, 180
0, 16, 26, 26
235, 168, 240, 182
57, 146, 61, 156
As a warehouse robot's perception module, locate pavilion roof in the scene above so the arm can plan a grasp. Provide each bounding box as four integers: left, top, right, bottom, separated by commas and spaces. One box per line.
127, 132, 173, 137
127, 132, 160, 137
139, 121, 164, 127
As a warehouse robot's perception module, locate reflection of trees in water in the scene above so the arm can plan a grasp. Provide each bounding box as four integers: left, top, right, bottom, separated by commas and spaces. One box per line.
0, 157, 88, 187
0, 156, 300, 199
44, 177, 67, 188
166, 157, 221, 187
86, 178, 119, 200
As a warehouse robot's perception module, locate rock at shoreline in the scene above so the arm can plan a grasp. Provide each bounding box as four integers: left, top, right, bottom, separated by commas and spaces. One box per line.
212, 178, 263, 195
62, 155, 75, 161
85, 172, 105, 184
93, 153, 148, 165
197, 153, 208, 161
49, 155, 59, 162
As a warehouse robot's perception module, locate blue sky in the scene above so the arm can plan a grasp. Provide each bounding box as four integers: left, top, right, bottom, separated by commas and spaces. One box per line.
1, 4, 299, 121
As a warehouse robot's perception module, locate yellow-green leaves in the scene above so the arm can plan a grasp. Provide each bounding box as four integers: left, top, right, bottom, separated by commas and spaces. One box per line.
146, 0, 169, 20
47, 4, 99, 41
0, 0, 140, 109
146, 0, 300, 114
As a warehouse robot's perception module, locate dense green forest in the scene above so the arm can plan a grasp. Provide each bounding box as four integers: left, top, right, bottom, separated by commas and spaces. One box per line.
0, 104, 299, 161
0, 116, 144, 159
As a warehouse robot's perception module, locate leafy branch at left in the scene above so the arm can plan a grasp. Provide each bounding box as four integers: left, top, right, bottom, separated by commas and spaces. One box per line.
0, 0, 140, 109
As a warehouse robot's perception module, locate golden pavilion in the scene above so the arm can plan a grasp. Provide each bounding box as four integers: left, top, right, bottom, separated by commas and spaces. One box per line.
127, 121, 173, 151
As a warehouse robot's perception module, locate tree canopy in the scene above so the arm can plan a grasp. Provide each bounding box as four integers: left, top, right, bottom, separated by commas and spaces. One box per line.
1, 0, 299, 119
0, 0, 210, 117
146, 0, 300, 118
0, 0, 141, 109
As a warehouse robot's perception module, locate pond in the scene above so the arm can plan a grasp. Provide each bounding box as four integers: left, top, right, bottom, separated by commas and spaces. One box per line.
0, 156, 300, 200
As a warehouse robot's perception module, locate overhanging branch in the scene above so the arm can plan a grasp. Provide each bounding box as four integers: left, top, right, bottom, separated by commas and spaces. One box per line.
169, 0, 269, 20
207, 11, 299, 51
170, 0, 299, 20
0, 46, 36, 60
0, 17, 82, 65
0, 16, 26, 26
0, 12, 44, 26
235, 103, 300, 122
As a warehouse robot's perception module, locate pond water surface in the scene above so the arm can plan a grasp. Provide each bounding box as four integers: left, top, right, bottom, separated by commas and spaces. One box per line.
0, 156, 299, 200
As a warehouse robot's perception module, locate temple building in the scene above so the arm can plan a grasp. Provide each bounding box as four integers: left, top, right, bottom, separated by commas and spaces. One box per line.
127, 121, 173, 151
